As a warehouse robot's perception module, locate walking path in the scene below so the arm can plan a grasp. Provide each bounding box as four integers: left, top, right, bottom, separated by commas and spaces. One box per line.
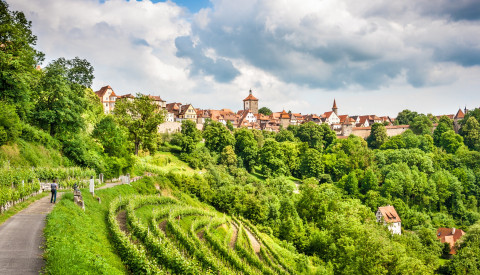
0, 193, 62, 275
0, 177, 139, 274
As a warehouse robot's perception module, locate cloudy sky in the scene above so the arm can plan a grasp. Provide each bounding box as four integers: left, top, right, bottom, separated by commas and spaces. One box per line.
8, 0, 480, 116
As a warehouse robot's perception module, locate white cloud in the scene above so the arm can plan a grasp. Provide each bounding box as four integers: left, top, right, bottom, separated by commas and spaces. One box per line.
7, 0, 480, 117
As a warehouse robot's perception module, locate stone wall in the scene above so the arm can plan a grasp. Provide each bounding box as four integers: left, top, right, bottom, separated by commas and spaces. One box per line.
157, 121, 203, 133
344, 125, 410, 139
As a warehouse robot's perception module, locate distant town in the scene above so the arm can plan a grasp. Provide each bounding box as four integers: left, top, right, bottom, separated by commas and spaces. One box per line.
95, 85, 467, 138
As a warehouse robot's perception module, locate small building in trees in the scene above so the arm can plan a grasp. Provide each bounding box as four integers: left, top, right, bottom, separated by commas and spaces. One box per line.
437, 227, 465, 255
376, 206, 402, 235
95, 85, 117, 114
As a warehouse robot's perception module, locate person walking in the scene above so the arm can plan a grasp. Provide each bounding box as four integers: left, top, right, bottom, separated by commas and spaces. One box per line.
50, 179, 58, 203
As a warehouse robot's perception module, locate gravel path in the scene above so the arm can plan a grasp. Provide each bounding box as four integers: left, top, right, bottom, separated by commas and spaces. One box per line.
0, 193, 63, 275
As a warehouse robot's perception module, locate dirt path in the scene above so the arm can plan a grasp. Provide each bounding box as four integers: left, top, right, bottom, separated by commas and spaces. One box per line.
97, 181, 123, 190
243, 225, 261, 253
0, 192, 63, 275
229, 222, 238, 249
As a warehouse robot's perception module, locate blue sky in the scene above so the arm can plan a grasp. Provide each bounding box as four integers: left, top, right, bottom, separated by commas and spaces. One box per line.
156, 0, 211, 13
8, 0, 480, 116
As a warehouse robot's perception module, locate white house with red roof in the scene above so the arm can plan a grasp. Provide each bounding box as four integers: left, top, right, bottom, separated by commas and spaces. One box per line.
376, 205, 402, 235
95, 85, 117, 114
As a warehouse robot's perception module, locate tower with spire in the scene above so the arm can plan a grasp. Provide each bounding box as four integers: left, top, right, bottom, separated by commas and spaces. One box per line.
243, 89, 259, 114
332, 99, 338, 115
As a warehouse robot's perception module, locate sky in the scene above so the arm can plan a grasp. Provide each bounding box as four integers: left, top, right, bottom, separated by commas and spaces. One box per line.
8, 0, 480, 117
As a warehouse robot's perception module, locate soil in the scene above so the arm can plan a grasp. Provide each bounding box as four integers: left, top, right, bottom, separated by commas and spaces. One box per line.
158, 220, 167, 233
229, 222, 238, 249
243, 225, 261, 253
116, 210, 129, 234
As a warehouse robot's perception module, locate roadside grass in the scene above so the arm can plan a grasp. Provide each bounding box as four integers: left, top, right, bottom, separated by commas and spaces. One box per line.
43, 185, 137, 274
0, 192, 48, 226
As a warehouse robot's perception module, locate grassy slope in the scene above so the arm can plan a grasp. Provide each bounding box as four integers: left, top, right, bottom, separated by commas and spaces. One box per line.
44, 185, 137, 274
0, 140, 67, 168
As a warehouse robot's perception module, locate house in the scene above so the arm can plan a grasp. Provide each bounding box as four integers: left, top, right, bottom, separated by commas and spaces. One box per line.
179, 104, 197, 121
376, 205, 402, 235
437, 228, 465, 255
95, 85, 117, 114
323, 111, 340, 125
148, 95, 166, 109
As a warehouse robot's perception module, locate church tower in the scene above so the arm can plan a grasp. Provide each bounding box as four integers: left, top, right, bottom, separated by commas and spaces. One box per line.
243, 89, 259, 114
332, 99, 338, 115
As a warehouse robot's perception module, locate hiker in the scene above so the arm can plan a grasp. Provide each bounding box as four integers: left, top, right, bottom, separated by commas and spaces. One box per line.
51, 179, 58, 203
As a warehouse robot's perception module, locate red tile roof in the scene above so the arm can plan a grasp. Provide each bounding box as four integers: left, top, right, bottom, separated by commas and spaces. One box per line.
437, 228, 465, 254
280, 110, 289, 119
95, 85, 116, 98
378, 206, 401, 223
455, 108, 465, 119
243, 90, 258, 101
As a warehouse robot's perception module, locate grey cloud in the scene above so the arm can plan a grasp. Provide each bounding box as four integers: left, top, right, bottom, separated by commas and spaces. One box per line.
185, 0, 480, 90
175, 35, 240, 82
434, 46, 480, 67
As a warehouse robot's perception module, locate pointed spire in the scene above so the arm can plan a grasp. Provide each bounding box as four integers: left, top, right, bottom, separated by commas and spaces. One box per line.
332, 99, 338, 115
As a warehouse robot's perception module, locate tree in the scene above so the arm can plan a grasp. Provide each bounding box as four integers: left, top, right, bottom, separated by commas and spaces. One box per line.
296, 122, 326, 151
0, 101, 21, 145
410, 115, 433, 135
92, 115, 129, 157
433, 116, 453, 146
234, 128, 258, 172
448, 222, 480, 274
460, 116, 480, 151
396, 109, 419, 125
32, 59, 88, 137
460, 108, 480, 127
0, 0, 44, 118
275, 129, 295, 142
258, 138, 288, 177
299, 148, 323, 179
113, 94, 164, 155
226, 120, 234, 131
258, 107, 272, 116
367, 123, 387, 149
47, 57, 94, 88
179, 120, 201, 153
440, 130, 464, 154
220, 145, 237, 167
203, 121, 235, 153
360, 168, 378, 194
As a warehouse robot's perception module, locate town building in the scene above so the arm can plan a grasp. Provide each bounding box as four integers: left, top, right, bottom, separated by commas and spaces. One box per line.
376, 205, 402, 235
437, 228, 465, 255
95, 85, 117, 114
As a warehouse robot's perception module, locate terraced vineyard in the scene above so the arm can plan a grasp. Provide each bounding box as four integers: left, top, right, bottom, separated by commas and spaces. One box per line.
108, 194, 315, 274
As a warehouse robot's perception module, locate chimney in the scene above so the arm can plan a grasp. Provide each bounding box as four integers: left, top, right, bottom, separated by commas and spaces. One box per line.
452, 228, 456, 234
249, 89, 252, 95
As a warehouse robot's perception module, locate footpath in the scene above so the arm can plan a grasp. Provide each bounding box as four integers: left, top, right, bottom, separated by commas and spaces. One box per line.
0, 180, 126, 274
0, 194, 62, 274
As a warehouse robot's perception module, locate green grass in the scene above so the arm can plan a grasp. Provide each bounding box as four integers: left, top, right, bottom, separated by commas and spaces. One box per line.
43, 185, 138, 274
0, 192, 48, 226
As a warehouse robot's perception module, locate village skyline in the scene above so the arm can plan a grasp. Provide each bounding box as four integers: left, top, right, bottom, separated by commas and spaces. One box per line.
8, 0, 480, 117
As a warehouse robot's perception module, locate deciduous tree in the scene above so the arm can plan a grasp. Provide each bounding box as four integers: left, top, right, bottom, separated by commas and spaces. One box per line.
460, 116, 480, 151
367, 123, 387, 149
113, 94, 164, 155
203, 121, 235, 153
